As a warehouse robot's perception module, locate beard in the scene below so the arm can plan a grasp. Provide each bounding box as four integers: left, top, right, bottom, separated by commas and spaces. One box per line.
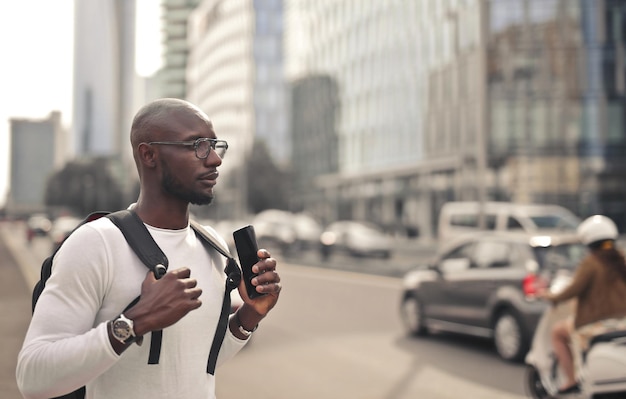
161, 159, 214, 206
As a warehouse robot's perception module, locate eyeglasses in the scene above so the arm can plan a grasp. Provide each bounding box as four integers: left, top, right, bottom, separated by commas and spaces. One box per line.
148, 138, 228, 159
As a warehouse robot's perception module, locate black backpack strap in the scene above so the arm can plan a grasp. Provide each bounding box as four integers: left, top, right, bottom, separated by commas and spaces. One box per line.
107, 210, 168, 273
107, 209, 168, 364
190, 220, 242, 375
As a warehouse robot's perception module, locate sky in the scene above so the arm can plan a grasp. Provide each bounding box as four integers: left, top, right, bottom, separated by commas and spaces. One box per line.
0, 1, 161, 207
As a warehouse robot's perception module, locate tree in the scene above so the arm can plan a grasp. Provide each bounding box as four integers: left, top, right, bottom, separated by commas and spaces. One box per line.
245, 139, 290, 213
44, 157, 127, 216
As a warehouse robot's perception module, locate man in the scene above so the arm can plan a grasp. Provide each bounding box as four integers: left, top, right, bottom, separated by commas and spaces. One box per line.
16, 98, 282, 398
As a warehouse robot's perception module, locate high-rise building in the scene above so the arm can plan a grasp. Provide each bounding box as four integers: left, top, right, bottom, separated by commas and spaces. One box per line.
285, 0, 436, 233
72, 0, 137, 168
6, 112, 64, 215
158, 0, 202, 99
187, 0, 287, 217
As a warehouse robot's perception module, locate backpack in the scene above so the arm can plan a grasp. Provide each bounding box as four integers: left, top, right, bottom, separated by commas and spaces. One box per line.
31, 209, 241, 399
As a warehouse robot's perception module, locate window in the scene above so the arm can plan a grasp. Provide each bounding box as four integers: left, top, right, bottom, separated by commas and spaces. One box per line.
451, 214, 478, 227
440, 243, 475, 272
507, 216, 524, 229
444, 242, 475, 260
472, 241, 511, 268
485, 214, 497, 229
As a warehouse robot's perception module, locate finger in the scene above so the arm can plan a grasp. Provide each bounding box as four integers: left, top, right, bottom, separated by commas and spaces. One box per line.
252, 257, 277, 274
144, 269, 157, 283
185, 287, 203, 300
170, 267, 191, 279
185, 294, 202, 310
257, 248, 271, 259
252, 270, 280, 286
181, 277, 198, 289
256, 281, 282, 295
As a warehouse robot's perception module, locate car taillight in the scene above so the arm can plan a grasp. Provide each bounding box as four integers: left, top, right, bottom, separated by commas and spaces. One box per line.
523, 273, 548, 298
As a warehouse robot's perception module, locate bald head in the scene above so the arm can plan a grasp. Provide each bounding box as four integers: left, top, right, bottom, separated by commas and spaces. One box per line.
130, 98, 209, 148
129, 98, 216, 181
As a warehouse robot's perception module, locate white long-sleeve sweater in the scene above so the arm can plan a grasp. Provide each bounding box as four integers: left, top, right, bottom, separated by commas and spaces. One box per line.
16, 216, 247, 399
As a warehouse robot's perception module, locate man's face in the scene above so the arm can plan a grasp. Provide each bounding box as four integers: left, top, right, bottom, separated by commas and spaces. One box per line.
154, 114, 223, 205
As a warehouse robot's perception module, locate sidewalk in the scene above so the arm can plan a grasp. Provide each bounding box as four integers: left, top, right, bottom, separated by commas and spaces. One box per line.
0, 222, 34, 398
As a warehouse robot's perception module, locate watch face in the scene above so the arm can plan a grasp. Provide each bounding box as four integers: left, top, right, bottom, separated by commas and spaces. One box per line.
113, 319, 131, 340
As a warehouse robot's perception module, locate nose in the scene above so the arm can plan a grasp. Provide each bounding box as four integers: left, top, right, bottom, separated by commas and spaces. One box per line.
203, 147, 223, 166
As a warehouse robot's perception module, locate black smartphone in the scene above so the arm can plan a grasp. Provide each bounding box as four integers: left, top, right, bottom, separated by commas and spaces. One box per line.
233, 225, 265, 299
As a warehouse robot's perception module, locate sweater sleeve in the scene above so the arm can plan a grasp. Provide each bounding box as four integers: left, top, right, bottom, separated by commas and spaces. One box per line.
548, 256, 595, 304
16, 224, 120, 399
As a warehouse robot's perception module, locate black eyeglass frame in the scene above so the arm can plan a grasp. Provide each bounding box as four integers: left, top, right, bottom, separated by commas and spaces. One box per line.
147, 138, 228, 159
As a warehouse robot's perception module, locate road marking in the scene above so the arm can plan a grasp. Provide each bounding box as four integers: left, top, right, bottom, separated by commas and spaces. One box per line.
281, 262, 402, 289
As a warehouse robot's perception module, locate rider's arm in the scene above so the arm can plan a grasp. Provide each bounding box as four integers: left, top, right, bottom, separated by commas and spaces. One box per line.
547, 257, 594, 304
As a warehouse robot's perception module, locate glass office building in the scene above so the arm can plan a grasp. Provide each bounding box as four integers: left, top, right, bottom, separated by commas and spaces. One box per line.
289, 0, 626, 237
187, 0, 287, 218
487, 0, 626, 228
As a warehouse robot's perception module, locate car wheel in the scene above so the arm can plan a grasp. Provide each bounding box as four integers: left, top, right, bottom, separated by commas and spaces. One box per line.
524, 365, 551, 399
401, 295, 428, 336
494, 310, 527, 362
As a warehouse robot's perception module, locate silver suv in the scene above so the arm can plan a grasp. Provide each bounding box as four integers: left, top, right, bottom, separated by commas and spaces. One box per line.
399, 231, 586, 362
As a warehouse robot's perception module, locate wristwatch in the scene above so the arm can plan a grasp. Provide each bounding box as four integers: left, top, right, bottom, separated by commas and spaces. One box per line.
111, 314, 136, 344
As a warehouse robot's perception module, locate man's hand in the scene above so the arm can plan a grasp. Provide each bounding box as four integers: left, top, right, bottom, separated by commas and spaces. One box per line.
231, 249, 282, 339
126, 267, 203, 336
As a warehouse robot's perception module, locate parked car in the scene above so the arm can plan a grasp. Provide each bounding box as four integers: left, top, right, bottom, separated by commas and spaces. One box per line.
399, 231, 585, 362
26, 213, 52, 237
319, 220, 393, 261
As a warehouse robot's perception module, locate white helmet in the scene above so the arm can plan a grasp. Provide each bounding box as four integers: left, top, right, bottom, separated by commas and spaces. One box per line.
577, 215, 618, 245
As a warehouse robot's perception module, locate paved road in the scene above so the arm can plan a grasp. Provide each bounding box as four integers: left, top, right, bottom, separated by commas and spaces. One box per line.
0, 222, 33, 398
216, 265, 529, 399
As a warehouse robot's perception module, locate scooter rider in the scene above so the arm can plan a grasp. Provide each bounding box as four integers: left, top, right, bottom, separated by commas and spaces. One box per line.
540, 215, 626, 395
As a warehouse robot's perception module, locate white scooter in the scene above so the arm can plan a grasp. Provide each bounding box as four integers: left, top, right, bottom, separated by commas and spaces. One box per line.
525, 271, 626, 398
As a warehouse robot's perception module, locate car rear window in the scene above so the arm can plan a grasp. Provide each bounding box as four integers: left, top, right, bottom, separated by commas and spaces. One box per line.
533, 243, 586, 271
450, 214, 497, 229
529, 215, 579, 230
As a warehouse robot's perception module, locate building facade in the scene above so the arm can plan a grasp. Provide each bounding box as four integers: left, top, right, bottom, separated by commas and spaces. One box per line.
187, 0, 287, 218
6, 112, 64, 215
73, 0, 137, 168
72, 0, 144, 207
158, 0, 202, 99
288, 0, 626, 238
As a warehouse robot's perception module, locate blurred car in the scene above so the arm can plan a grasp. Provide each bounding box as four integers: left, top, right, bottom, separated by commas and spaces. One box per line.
399, 231, 585, 362
49, 215, 83, 251
291, 212, 323, 251
319, 220, 393, 260
437, 201, 581, 242
253, 209, 297, 255
26, 213, 52, 237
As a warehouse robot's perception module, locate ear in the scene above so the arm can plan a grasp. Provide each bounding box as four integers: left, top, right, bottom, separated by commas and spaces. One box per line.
137, 143, 157, 168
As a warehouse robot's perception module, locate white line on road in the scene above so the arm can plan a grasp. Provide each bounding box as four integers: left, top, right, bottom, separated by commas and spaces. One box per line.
281, 262, 402, 290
